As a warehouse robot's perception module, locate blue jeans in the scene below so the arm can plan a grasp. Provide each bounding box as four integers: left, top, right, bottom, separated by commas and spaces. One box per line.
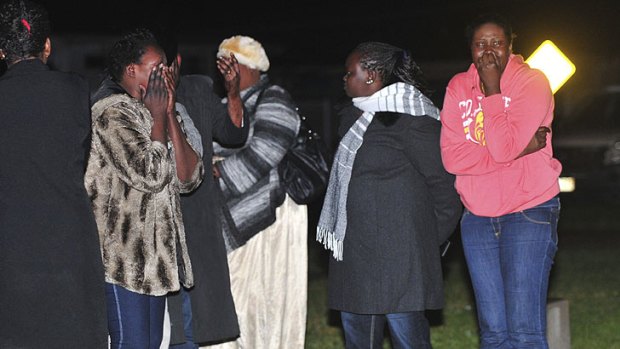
340, 311, 431, 349
106, 282, 166, 349
169, 288, 198, 349
461, 196, 560, 349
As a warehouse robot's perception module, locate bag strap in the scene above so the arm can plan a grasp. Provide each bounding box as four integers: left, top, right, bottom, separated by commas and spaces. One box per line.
244, 85, 269, 116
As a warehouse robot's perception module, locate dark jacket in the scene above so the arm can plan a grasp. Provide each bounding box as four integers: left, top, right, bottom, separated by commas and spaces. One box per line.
328, 108, 462, 314
0, 59, 108, 348
167, 74, 248, 344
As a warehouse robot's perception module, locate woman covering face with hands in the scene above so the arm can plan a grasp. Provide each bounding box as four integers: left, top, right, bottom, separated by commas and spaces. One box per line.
439, 13, 562, 349
206, 35, 308, 349
85, 27, 203, 349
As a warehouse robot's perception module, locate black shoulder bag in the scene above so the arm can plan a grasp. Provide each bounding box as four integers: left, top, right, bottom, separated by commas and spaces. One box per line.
248, 86, 331, 205
278, 111, 331, 205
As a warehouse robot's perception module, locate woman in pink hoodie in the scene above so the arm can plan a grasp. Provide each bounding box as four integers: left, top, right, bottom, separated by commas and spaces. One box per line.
440, 13, 562, 349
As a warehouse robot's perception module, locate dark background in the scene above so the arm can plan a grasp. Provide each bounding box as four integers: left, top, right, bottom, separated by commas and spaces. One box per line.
28, 0, 620, 143
34, 0, 620, 107
7, 1, 620, 288
38, 0, 620, 64
5, 0, 620, 150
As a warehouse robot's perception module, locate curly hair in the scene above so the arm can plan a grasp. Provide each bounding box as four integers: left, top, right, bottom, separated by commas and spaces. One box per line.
0, 0, 50, 64
107, 27, 161, 82
465, 13, 516, 48
353, 41, 432, 97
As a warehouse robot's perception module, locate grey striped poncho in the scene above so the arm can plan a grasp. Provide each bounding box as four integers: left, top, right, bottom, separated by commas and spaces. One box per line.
214, 75, 301, 251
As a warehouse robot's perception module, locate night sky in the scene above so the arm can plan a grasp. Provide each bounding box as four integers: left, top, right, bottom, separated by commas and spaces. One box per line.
6, 0, 620, 109
39, 0, 620, 66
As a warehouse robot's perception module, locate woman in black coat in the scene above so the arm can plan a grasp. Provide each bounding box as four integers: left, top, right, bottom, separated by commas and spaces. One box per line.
0, 1, 107, 348
317, 42, 462, 348
167, 69, 248, 346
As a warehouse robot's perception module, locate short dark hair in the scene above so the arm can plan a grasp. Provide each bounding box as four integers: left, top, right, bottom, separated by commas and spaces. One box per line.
465, 13, 516, 47
107, 27, 161, 82
0, 0, 50, 64
354, 41, 432, 96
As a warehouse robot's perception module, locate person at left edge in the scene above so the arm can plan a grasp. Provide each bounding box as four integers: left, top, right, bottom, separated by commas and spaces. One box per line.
0, 1, 108, 348
86, 27, 203, 349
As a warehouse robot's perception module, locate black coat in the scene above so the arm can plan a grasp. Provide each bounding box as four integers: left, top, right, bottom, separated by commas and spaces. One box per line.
328, 109, 462, 314
167, 75, 248, 344
0, 60, 108, 348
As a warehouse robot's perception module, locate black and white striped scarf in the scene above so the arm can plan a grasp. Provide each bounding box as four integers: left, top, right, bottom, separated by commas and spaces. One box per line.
316, 82, 440, 261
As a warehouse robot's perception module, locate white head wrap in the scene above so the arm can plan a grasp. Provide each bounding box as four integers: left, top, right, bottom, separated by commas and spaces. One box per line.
216, 35, 270, 72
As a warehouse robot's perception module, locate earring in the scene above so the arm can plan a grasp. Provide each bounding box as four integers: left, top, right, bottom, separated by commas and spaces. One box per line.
366, 79, 374, 85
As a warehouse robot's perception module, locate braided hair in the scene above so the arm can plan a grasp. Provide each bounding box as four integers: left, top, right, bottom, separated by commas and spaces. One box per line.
354, 41, 432, 97
107, 27, 160, 82
0, 0, 50, 65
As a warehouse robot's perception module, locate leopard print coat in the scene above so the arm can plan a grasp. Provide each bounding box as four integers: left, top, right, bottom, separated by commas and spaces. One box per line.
85, 93, 202, 296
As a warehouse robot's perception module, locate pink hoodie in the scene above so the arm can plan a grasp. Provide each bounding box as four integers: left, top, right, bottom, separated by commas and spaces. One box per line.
440, 54, 562, 217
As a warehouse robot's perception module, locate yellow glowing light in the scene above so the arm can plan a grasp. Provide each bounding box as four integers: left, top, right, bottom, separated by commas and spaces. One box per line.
559, 177, 575, 193
525, 40, 576, 94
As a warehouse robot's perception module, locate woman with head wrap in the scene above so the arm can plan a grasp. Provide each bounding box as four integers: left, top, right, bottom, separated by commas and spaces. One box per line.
0, 0, 107, 347
204, 35, 308, 349
317, 41, 462, 348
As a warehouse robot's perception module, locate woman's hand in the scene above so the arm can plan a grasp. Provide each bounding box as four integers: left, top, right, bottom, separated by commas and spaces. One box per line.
476, 51, 502, 96
141, 64, 168, 143
217, 53, 244, 127
217, 53, 240, 96
517, 126, 550, 158
164, 54, 181, 117
142, 64, 168, 121
164, 54, 200, 183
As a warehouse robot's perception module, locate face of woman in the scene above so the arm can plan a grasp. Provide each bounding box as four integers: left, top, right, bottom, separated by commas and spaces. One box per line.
237, 63, 261, 90
343, 51, 374, 98
133, 45, 167, 93
470, 22, 512, 74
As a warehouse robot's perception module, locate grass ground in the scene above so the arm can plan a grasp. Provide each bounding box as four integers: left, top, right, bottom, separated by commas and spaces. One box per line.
305, 195, 620, 348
